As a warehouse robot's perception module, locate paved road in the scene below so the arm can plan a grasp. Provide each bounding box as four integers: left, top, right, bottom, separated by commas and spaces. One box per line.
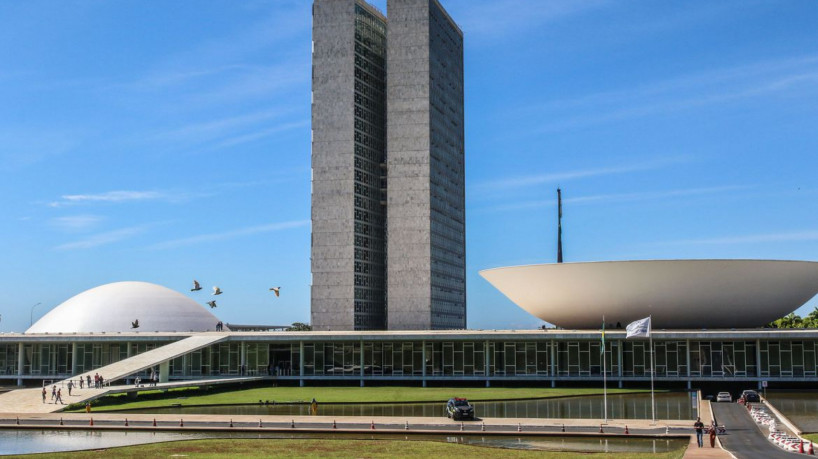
711, 403, 800, 459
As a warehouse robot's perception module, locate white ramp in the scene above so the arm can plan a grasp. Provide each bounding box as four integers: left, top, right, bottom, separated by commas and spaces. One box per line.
0, 333, 229, 414
74, 333, 229, 384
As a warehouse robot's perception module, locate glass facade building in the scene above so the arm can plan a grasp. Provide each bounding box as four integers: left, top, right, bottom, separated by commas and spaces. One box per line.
4, 330, 818, 387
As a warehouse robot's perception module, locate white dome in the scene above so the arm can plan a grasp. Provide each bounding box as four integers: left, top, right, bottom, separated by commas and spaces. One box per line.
27, 281, 221, 333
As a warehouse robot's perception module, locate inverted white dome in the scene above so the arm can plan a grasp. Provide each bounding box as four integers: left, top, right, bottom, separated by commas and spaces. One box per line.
27, 281, 221, 333
480, 260, 818, 329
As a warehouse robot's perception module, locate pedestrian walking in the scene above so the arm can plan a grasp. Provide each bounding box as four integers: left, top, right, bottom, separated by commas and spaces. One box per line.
694, 417, 704, 447
51, 385, 56, 401
41, 387, 46, 404
709, 425, 717, 448
94, 373, 99, 389
56, 388, 63, 405
67, 380, 73, 396
86, 375, 91, 389
79, 377, 83, 389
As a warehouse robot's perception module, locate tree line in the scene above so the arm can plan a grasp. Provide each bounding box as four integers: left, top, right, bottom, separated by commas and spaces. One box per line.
767, 307, 818, 329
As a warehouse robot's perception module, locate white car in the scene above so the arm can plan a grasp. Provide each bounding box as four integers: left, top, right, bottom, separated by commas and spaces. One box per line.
716, 392, 732, 402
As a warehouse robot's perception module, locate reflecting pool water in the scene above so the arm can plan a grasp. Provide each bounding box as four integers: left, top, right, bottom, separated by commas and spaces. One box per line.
0, 430, 688, 455
125, 392, 696, 420
764, 392, 818, 433
0, 429, 204, 455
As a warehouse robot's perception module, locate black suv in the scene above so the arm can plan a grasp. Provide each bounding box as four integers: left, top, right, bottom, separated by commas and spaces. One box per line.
741, 390, 761, 402
446, 397, 475, 420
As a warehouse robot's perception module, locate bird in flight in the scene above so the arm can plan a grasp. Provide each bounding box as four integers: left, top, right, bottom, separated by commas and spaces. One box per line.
191, 280, 202, 292
206, 301, 217, 309
269, 287, 281, 297
131, 319, 140, 329
213, 286, 222, 295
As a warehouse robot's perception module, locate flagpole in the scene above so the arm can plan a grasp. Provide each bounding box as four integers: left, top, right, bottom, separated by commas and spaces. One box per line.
603, 316, 607, 423
649, 315, 655, 424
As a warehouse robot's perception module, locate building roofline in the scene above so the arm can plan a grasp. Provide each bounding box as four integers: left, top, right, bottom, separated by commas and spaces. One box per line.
4, 328, 818, 343
430, 0, 463, 37
356, 0, 387, 23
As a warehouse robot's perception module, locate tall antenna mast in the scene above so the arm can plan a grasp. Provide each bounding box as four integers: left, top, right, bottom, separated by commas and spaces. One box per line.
557, 188, 563, 263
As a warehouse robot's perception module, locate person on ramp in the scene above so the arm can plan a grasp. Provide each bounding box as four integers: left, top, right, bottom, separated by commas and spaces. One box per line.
693, 417, 705, 447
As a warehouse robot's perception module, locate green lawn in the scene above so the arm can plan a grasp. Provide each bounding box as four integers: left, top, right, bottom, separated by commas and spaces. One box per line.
804, 433, 818, 443
67, 386, 656, 412
8, 438, 688, 459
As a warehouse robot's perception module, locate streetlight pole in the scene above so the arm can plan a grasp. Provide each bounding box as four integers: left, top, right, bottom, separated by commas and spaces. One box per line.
30, 302, 42, 326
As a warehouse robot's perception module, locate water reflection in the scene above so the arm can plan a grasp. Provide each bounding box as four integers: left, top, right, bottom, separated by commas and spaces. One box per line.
0, 429, 687, 455
125, 392, 695, 420
0, 429, 203, 455
765, 392, 818, 433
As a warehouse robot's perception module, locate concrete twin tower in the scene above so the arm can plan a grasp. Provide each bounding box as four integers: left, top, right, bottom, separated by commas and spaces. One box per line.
310, 0, 466, 331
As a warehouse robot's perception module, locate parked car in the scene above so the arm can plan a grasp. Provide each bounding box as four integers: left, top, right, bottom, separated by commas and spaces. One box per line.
446, 397, 475, 420
741, 390, 760, 402
716, 391, 732, 402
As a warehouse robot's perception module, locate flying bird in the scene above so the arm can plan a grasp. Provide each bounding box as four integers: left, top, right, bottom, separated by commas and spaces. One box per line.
213, 286, 222, 295
206, 300, 217, 309
269, 287, 281, 297
191, 280, 202, 292
131, 319, 140, 329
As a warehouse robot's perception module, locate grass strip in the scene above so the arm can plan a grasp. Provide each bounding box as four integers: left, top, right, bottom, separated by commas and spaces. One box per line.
67, 385, 657, 412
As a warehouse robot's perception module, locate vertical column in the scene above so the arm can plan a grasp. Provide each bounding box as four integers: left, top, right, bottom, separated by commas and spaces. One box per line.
550, 340, 556, 388
126, 342, 132, 358
17, 343, 24, 386
484, 340, 490, 388
686, 339, 691, 389
299, 341, 305, 387
240, 341, 246, 376
422, 340, 427, 388
617, 340, 624, 388
71, 343, 78, 376
360, 339, 364, 387
159, 360, 169, 383
756, 339, 762, 389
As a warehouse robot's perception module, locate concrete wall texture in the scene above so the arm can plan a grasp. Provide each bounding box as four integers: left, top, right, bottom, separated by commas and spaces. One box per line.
312, 0, 465, 331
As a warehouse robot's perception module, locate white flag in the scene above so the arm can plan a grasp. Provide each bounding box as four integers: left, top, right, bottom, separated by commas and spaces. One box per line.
626, 317, 651, 338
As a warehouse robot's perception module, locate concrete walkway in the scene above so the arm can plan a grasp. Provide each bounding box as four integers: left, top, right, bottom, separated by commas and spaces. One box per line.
682, 433, 734, 459
0, 412, 694, 436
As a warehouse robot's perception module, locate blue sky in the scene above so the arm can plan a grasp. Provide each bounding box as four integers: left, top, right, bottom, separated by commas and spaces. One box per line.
1, 0, 817, 332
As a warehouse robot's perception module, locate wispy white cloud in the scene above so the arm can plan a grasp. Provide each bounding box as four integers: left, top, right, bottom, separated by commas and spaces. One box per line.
149, 110, 307, 153
526, 55, 818, 132
481, 185, 747, 212
60, 191, 164, 203
473, 157, 689, 192
153, 109, 289, 143
56, 226, 148, 250
210, 120, 309, 150
49, 215, 103, 231
658, 230, 818, 246
147, 220, 310, 250
48, 190, 209, 207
